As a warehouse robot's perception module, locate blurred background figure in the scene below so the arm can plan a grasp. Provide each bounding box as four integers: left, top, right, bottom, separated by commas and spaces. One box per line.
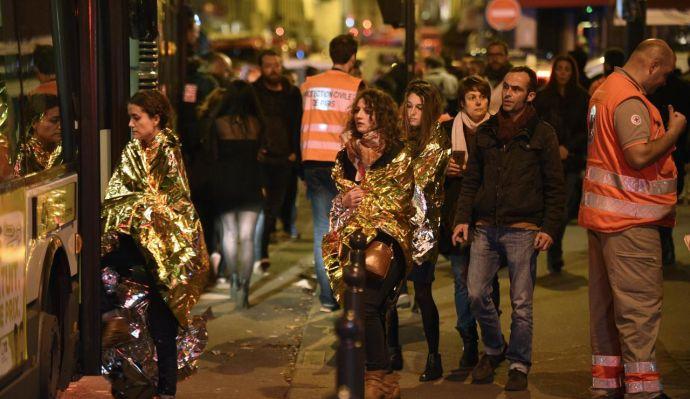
201, 80, 264, 307
423, 56, 459, 115
30, 45, 57, 95
650, 66, 690, 267
204, 51, 234, 87
485, 40, 512, 115
374, 62, 407, 105
252, 49, 303, 273
568, 45, 591, 90
588, 48, 626, 95
534, 55, 590, 274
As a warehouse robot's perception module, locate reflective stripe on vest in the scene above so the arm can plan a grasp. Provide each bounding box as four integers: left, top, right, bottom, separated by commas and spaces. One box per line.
582, 192, 673, 220
592, 355, 623, 389
301, 139, 343, 151
586, 166, 676, 195
304, 123, 345, 134
578, 71, 677, 232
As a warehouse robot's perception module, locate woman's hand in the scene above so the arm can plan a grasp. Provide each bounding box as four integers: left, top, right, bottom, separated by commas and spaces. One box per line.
342, 187, 365, 209
446, 158, 462, 177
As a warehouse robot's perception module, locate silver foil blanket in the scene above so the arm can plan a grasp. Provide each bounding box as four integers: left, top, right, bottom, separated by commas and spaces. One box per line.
101, 268, 209, 398
411, 184, 434, 264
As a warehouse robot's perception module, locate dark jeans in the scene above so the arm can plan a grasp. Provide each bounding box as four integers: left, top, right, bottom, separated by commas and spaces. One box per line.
450, 246, 501, 342
260, 163, 292, 258
304, 165, 338, 308
280, 167, 299, 234
365, 238, 406, 371
548, 171, 582, 270
468, 226, 538, 373
101, 236, 179, 395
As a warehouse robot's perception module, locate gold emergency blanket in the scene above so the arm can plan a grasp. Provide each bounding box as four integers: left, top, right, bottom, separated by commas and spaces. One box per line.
323, 144, 415, 304
13, 136, 63, 175
101, 128, 209, 326
410, 122, 451, 265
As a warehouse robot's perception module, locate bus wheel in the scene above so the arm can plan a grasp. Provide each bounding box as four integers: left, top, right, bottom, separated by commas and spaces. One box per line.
38, 312, 61, 399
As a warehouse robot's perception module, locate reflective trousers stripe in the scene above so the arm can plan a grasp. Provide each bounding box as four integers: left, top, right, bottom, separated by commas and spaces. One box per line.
592, 355, 623, 389
581, 192, 673, 220
625, 380, 662, 393
593, 355, 622, 367
593, 377, 622, 389
625, 361, 658, 374
586, 166, 676, 195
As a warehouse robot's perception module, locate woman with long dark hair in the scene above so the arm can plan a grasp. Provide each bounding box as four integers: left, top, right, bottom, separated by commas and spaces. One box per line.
323, 88, 414, 398
534, 55, 589, 273
198, 80, 265, 307
387, 80, 451, 382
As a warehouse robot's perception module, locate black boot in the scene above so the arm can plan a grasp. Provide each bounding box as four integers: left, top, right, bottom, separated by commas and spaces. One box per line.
388, 346, 403, 371
456, 327, 479, 369
419, 353, 443, 382
229, 273, 239, 302
460, 338, 479, 369
237, 281, 250, 309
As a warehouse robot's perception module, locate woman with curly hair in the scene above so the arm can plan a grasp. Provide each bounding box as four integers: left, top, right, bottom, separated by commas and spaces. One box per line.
387, 80, 451, 381
323, 88, 415, 398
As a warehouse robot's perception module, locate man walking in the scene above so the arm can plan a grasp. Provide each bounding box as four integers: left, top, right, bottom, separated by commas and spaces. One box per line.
580, 39, 685, 399
485, 40, 513, 115
253, 49, 303, 272
453, 66, 565, 391
300, 34, 362, 312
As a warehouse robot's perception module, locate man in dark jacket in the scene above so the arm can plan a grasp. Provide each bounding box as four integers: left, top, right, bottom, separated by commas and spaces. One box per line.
252, 49, 303, 271
452, 66, 565, 391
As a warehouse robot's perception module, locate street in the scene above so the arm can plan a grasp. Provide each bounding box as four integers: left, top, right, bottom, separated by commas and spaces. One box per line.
65, 197, 690, 398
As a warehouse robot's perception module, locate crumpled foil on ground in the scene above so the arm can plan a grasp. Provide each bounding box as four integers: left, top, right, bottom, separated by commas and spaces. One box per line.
102, 268, 209, 398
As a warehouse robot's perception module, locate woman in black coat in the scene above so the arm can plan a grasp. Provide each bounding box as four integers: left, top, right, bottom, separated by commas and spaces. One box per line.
534, 54, 590, 273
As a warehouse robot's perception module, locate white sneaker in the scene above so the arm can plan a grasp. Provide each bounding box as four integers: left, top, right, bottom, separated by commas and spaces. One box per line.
215, 278, 229, 289
319, 306, 334, 313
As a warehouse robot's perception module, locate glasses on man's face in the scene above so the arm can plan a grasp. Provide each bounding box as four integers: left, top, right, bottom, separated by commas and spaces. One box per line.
487, 52, 505, 58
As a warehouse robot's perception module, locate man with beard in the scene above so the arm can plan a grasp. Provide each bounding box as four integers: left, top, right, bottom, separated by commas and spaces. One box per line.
453, 66, 565, 391
252, 49, 303, 272
485, 40, 513, 115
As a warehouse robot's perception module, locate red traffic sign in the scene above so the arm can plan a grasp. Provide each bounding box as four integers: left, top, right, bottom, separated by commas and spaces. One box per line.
485, 0, 522, 31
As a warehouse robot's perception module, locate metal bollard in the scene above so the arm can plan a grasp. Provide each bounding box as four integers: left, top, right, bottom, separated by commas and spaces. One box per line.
335, 231, 367, 399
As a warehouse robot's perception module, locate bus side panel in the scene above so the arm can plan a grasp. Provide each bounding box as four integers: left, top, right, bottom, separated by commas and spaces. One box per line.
0, 187, 27, 380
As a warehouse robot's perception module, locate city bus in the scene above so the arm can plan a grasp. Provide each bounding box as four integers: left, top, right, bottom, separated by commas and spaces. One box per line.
0, 0, 187, 397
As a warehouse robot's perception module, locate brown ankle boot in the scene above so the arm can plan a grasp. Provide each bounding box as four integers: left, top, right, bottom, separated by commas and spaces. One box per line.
382, 372, 401, 399
365, 370, 388, 399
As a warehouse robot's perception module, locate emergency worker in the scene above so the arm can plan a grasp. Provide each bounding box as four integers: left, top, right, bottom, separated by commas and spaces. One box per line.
300, 34, 363, 312
580, 39, 685, 399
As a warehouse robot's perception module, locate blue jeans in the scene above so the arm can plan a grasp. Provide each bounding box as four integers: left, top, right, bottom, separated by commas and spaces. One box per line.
468, 226, 538, 372
450, 247, 500, 342
450, 251, 476, 340
304, 165, 338, 309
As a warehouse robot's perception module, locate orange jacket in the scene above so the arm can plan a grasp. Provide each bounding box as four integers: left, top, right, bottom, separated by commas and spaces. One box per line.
578, 72, 676, 232
300, 70, 361, 163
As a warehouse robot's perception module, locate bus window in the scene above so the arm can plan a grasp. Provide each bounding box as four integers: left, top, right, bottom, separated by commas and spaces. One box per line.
11, 1, 62, 177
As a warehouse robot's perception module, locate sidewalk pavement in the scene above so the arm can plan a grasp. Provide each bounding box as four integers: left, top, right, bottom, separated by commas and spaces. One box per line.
287, 221, 690, 399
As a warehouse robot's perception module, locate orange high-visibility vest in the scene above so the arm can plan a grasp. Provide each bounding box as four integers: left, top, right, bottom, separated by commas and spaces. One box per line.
300, 70, 361, 163
578, 72, 677, 233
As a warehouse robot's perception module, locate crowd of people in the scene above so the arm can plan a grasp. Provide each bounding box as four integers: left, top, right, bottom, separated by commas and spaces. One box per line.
99, 25, 689, 397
